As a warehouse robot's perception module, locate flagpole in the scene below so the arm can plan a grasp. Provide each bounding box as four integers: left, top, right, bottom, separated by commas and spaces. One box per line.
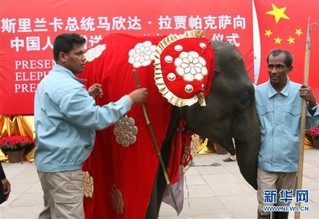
132, 69, 178, 214
294, 18, 312, 219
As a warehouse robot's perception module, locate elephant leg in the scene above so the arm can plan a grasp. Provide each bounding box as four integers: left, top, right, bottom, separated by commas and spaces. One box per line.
145, 169, 159, 219
216, 137, 235, 155
145, 108, 179, 219
145, 151, 171, 219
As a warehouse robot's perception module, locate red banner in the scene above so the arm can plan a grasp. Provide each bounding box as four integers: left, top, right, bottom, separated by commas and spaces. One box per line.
0, 0, 252, 115
254, 0, 319, 98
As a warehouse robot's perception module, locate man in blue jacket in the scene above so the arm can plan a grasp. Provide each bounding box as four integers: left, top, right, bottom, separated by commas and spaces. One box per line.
34, 33, 148, 219
255, 49, 319, 219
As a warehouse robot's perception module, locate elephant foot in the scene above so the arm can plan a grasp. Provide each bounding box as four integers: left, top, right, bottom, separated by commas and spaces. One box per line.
223, 154, 236, 162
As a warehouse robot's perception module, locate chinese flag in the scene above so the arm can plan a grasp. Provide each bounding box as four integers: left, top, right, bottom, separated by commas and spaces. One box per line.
254, 0, 319, 99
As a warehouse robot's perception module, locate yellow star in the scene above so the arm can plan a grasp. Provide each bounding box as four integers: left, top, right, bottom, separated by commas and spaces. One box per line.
274, 37, 282, 44
265, 29, 272, 37
295, 29, 303, 37
287, 37, 295, 44
266, 3, 289, 23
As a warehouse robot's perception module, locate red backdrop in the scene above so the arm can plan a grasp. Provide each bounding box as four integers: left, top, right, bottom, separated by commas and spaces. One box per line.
0, 0, 252, 115
1, 0, 318, 115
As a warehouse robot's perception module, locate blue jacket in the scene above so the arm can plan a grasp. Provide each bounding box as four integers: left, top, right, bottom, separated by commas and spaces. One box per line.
34, 64, 132, 172
255, 79, 319, 172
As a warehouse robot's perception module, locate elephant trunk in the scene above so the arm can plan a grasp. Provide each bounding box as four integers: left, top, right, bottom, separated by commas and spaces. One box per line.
234, 136, 259, 190
232, 104, 260, 190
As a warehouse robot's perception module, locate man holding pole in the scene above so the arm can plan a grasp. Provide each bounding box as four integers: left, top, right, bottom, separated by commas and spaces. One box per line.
255, 49, 319, 219
34, 33, 148, 219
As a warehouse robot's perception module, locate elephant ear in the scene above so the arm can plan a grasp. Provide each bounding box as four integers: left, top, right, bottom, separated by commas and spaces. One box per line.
154, 30, 214, 107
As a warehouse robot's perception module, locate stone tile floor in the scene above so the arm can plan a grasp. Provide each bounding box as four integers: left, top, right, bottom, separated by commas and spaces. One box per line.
0, 149, 318, 219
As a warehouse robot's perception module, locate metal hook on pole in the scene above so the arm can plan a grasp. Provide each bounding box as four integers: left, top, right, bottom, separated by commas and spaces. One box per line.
132, 69, 178, 214
294, 18, 317, 219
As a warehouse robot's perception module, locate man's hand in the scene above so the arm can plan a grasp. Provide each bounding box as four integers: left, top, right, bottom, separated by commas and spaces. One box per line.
1, 178, 11, 200
128, 88, 148, 104
88, 83, 103, 98
299, 84, 317, 107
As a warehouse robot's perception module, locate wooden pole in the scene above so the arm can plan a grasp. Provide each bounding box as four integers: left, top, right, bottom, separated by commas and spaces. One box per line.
132, 69, 179, 214
295, 18, 312, 219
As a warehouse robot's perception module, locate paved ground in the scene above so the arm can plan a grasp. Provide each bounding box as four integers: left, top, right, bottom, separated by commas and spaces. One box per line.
0, 149, 318, 219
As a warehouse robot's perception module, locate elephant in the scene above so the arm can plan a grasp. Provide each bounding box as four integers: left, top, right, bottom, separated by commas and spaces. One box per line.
80, 31, 260, 219
182, 40, 260, 191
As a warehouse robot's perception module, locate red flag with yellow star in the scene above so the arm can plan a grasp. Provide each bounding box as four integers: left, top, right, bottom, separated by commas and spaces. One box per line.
254, 0, 319, 98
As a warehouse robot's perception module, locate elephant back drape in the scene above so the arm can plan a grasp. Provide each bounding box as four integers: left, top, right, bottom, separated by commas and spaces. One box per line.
80, 34, 173, 219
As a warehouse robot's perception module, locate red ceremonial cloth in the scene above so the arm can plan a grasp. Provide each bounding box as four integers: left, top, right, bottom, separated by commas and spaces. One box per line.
80, 34, 173, 219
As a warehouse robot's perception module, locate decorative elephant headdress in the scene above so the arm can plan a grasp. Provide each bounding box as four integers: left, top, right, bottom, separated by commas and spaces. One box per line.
154, 30, 214, 107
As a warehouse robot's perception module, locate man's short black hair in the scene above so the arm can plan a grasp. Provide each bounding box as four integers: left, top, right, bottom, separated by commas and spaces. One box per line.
53, 33, 86, 62
267, 49, 293, 68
